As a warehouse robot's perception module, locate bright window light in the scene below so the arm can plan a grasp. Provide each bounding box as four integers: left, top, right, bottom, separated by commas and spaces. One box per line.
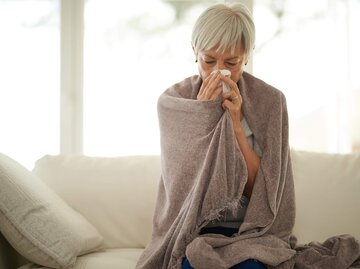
253, 0, 360, 153
83, 0, 210, 156
0, 0, 60, 169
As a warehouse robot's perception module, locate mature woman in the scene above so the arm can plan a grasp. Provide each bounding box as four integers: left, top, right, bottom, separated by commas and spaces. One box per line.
136, 3, 295, 269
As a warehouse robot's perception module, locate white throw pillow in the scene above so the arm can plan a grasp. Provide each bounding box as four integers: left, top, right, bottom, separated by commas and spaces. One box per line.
291, 149, 360, 244
0, 153, 104, 269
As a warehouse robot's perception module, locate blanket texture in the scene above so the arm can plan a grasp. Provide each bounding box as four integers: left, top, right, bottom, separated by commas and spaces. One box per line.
136, 73, 360, 269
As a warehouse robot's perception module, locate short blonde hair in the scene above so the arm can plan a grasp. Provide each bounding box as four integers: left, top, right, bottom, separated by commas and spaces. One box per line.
191, 2, 255, 57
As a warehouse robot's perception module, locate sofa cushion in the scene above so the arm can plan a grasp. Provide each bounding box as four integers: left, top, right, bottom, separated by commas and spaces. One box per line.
18, 248, 144, 269
291, 150, 360, 244
0, 153, 104, 269
33, 155, 161, 249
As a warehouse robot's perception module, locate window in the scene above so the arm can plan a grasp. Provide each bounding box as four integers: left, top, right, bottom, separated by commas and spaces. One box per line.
2, 0, 359, 168
83, 0, 215, 156
253, 0, 360, 153
0, 0, 60, 169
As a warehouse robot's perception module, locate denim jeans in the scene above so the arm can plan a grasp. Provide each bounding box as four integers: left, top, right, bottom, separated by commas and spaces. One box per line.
181, 258, 267, 269
181, 226, 267, 269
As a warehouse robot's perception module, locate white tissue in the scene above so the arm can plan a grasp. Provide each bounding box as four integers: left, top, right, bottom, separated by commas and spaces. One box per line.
219, 69, 231, 76
211, 69, 231, 93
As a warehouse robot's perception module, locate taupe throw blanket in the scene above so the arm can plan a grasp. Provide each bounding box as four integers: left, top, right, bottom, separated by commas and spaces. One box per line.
136, 72, 360, 269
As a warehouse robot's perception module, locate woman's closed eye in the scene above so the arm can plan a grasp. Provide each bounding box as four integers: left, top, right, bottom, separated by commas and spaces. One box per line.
226, 62, 237, 66
204, 61, 237, 66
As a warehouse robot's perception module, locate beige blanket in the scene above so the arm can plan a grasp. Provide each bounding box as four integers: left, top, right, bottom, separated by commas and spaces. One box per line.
136, 73, 360, 269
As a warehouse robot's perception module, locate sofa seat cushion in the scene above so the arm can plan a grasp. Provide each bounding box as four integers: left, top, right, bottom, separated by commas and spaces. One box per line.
18, 248, 144, 269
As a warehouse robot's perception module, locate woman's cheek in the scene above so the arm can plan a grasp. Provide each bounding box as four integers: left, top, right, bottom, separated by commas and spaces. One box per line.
198, 67, 210, 80
231, 73, 241, 83
231, 68, 243, 83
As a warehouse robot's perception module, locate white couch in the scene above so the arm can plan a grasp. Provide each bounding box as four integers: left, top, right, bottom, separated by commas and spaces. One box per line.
0, 150, 359, 269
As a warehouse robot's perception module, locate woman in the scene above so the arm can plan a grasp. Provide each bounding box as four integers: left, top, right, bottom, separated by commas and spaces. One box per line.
136, 3, 295, 269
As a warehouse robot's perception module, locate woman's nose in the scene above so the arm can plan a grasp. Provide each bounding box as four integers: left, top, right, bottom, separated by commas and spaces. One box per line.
215, 62, 225, 70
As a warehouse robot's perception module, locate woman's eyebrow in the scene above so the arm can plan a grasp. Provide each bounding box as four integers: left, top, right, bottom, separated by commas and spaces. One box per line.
203, 53, 242, 61
225, 56, 241, 61
202, 54, 241, 61
203, 54, 216, 59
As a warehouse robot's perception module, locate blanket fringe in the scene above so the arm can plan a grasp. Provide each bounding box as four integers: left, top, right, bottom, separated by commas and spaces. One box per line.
201, 195, 246, 226
171, 196, 246, 268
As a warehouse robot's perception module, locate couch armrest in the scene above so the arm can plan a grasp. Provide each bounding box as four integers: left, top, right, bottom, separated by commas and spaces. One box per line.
0, 232, 29, 269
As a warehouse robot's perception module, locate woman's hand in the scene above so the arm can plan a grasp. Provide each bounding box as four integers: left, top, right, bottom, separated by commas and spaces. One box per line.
221, 76, 243, 129
197, 70, 223, 101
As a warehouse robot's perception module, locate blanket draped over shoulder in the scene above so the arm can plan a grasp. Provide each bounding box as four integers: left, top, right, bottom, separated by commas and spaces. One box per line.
136, 73, 360, 269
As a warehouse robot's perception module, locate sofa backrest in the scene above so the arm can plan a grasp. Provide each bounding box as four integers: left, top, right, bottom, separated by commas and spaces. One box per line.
33, 150, 360, 248
33, 155, 161, 249
291, 150, 360, 243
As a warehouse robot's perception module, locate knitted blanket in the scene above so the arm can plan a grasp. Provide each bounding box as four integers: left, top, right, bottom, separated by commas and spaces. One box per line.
136, 73, 360, 269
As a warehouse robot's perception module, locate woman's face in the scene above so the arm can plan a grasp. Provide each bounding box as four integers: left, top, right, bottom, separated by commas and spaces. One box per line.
195, 44, 247, 83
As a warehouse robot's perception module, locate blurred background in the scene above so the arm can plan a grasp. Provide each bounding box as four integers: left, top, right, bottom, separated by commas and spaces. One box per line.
0, 0, 359, 169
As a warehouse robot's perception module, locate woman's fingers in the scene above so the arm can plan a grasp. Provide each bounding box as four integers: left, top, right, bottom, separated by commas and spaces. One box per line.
222, 76, 242, 104
204, 72, 221, 100
198, 71, 222, 100
199, 71, 217, 94
210, 88, 222, 100
221, 76, 238, 94
198, 71, 242, 102
222, 96, 243, 128
223, 90, 242, 104
222, 99, 233, 110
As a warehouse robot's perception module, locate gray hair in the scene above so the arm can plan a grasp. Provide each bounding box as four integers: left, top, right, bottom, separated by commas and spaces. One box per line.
191, 2, 255, 57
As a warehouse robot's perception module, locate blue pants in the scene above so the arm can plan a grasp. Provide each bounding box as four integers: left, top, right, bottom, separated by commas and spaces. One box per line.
181, 226, 267, 269
182, 258, 267, 269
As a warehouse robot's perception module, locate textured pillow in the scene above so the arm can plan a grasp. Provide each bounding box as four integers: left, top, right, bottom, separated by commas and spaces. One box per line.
0, 153, 104, 269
